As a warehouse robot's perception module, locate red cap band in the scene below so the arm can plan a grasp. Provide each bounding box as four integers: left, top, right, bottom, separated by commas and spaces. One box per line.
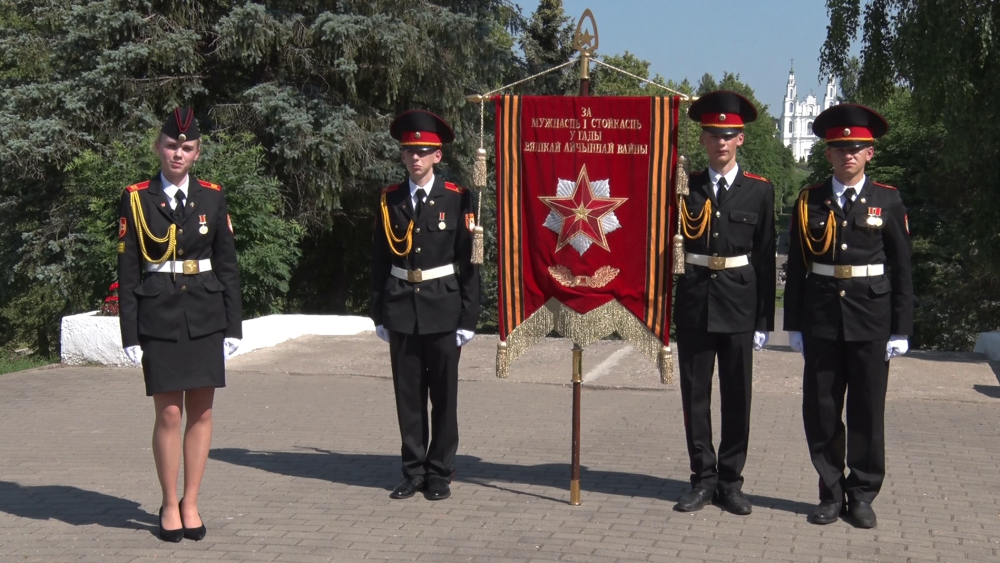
825, 126, 874, 143
700, 112, 744, 128
400, 131, 442, 147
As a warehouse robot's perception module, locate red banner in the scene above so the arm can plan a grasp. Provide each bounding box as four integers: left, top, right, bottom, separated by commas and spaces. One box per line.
495, 95, 680, 379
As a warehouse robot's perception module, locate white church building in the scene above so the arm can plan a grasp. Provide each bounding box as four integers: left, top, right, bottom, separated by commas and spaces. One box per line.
781, 68, 839, 161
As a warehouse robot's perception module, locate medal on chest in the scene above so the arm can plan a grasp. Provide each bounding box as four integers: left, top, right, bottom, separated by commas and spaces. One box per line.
438, 212, 446, 230
198, 214, 209, 235
866, 207, 882, 227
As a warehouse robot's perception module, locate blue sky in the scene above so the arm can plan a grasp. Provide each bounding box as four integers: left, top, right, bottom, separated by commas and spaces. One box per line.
514, 0, 841, 118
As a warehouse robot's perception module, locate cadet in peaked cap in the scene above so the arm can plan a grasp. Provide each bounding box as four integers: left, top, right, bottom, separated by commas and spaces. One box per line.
672, 90, 775, 517
785, 102, 912, 529
688, 90, 758, 137
373, 109, 479, 502
117, 107, 242, 542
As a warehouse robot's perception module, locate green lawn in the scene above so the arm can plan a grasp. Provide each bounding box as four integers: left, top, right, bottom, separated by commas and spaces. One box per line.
776, 287, 785, 311
0, 354, 56, 375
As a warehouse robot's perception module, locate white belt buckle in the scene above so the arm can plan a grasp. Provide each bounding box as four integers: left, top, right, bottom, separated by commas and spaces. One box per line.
708, 257, 726, 270
183, 260, 200, 275
834, 265, 852, 279
408, 269, 422, 283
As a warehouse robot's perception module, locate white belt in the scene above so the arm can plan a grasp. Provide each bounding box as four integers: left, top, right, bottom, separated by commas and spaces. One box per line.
685, 253, 750, 270
391, 264, 456, 283
811, 263, 884, 279
145, 259, 212, 275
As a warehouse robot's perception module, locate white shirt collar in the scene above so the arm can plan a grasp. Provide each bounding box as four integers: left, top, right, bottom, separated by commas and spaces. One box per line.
409, 173, 435, 200
831, 174, 865, 200
708, 164, 739, 191
160, 172, 190, 200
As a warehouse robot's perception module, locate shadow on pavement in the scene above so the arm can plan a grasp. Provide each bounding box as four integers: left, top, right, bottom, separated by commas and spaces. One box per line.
0, 481, 155, 532
973, 384, 1000, 399
210, 447, 812, 514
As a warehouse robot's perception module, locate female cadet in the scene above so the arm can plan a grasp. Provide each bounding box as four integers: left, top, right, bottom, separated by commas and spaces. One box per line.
117, 108, 242, 542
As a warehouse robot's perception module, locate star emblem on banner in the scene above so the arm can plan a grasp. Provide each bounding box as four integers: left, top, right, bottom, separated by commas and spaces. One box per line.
539, 165, 627, 255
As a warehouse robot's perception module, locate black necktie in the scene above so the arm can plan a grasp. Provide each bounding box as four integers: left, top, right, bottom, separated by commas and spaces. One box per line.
716, 177, 729, 205
842, 187, 856, 214
414, 188, 426, 217
173, 190, 185, 221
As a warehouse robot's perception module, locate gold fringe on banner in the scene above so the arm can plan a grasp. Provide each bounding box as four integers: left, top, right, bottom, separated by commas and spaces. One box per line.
496, 340, 509, 379
473, 148, 488, 188
673, 155, 689, 275
497, 298, 672, 383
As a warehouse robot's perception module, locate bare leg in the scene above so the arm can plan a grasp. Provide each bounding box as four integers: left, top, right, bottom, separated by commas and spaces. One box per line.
180, 387, 215, 528
152, 392, 185, 530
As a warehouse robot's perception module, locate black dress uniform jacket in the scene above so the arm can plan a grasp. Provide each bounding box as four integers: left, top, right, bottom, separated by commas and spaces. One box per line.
784, 178, 913, 341
371, 176, 480, 333
118, 174, 243, 348
675, 168, 776, 333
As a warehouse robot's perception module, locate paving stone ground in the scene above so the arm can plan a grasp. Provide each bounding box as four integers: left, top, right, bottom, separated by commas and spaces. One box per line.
1, 333, 999, 562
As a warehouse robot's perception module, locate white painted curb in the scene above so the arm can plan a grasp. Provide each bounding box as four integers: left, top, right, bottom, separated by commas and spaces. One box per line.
60, 312, 375, 366
973, 332, 1000, 362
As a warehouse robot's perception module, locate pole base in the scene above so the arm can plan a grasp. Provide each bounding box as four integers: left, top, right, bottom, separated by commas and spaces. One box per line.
569, 479, 581, 505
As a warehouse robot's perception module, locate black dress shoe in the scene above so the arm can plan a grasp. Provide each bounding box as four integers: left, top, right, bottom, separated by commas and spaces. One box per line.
807, 500, 844, 525
423, 475, 451, 501
389, 476, 425, 499
715, 489, 752, 515
848, 501, 877, 529
673, 488, 713, 512
158, 507, 183, 543
179, 498, 207, 541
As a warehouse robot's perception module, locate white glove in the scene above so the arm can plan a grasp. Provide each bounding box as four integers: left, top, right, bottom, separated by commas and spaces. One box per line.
223, 337, 241, 359
375, 325, 390, 343
886, 335, 909, 361
752, 331, 769, 351
456, 329, 474, 347
788, 331, 804, 356
124, 345, 143, 365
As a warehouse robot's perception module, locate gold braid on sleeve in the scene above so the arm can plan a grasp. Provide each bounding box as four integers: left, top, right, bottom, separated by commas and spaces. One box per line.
797, 190, 836, 261
680, 198, 712, 240
380, 193, 414, 257
130, 190, 176, 264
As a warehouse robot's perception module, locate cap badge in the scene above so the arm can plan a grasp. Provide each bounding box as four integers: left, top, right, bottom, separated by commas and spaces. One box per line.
718, 113, 727, 122
178, 133, 187, 142
842, 128, 851, 136
414, 132, 421, 139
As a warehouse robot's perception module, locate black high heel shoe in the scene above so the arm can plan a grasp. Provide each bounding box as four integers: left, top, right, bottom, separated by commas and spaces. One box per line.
158, 506, 183, 543
179, 498, 207, 541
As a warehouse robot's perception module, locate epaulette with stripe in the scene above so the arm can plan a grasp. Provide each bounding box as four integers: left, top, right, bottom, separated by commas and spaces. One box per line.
198, 179, 222, 191
125, 180, 150, 192
444, 182, 466, 193
802, 183, 824, 191
872, 181, 897, 190
744, 171, 770, 183
690, 169, 706, 176
381, 183, 402, 194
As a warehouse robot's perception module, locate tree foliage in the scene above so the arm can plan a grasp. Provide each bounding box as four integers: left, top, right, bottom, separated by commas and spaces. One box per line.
820, 0, 1000, 347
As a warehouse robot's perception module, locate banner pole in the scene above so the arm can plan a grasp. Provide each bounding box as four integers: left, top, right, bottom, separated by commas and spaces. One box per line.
570, 343, 583, 505
568, 10, 596, 506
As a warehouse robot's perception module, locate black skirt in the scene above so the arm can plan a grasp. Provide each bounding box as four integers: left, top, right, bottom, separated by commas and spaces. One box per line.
140, 329, 226, 396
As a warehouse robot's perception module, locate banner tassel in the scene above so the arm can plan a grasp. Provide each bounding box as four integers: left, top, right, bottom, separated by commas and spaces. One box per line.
659, 345, 673, 384
473, 147, 488, 188
673, 155, 690, 274
496, 340, 509, 379
472, 225, 484, 265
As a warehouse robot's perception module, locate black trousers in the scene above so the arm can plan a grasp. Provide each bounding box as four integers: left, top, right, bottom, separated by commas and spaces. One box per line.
676, 328, 753, 492
802, 334, 889, 504
388, 330, 460, 479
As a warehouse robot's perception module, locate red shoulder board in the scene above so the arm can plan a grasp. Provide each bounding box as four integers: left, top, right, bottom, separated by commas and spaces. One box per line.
803, 183, 824, 190
872, 181, 897, 190
125, 180, 150, 192
744, 171, 770, 183
444, 182, 466, 193
690, 169, 705, 177
381, 183, 402, 194
198, 179, 222, 191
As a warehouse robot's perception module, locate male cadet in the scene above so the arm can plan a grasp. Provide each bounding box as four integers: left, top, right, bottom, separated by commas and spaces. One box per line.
784, 104, 913, 529
673, 91, 775, 515
371, 110, 480, 501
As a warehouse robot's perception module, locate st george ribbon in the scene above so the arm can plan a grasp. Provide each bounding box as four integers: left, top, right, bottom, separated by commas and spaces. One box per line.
495, 95, 681, 382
